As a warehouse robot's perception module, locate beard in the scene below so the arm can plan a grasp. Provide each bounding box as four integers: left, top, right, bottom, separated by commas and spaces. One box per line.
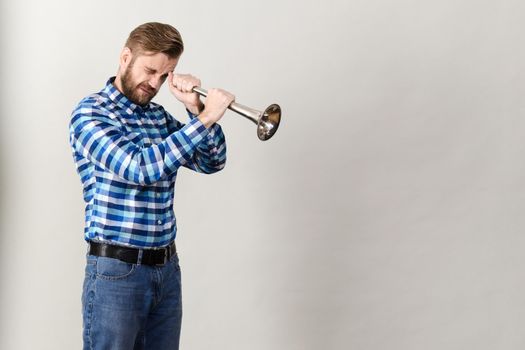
120, 63, 158, 106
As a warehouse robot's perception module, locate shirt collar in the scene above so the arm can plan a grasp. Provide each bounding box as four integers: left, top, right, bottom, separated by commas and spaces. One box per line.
103, 77, 150, 114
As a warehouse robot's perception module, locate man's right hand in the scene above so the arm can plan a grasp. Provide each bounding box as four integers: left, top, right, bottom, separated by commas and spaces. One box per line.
198, 89, 235, 128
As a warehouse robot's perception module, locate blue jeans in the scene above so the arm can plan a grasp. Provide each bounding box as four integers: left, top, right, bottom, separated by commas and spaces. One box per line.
82, 251, 182, 350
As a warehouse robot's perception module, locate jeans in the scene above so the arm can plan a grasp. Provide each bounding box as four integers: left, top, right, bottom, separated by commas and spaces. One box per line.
82, 251, 182, 350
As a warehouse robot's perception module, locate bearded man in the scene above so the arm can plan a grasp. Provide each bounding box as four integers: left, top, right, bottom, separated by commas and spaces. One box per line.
69, 22, 234, 350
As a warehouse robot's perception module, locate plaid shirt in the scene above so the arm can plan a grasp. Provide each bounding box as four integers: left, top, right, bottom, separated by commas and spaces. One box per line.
69, 77, 226, 248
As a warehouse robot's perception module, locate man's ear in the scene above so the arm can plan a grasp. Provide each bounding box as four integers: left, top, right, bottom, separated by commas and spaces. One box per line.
119, 47, 133, 69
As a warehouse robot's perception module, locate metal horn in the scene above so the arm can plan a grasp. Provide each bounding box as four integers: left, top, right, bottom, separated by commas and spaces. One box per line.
192, 86, 281, 141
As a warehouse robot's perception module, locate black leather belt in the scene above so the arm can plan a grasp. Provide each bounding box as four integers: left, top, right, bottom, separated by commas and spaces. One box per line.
88, 240, 176, 266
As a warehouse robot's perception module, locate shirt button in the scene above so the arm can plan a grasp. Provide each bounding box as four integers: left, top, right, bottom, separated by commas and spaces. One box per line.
157, 219, 162, 225
156, 193, 161, 198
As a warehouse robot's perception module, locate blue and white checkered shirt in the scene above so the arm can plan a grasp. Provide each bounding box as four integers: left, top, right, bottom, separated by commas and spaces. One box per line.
69, 77, 226, 248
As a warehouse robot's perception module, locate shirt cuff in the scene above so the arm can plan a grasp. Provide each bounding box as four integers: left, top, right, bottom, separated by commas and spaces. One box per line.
186, 108, 199, 120
165, 117, 210, 156
186, 108, 221, 136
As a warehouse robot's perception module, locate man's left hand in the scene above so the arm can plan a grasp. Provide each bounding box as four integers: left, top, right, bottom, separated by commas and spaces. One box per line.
168, 72, 204, 115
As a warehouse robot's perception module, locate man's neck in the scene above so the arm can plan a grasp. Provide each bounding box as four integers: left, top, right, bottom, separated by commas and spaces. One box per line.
113, 75, 124, 94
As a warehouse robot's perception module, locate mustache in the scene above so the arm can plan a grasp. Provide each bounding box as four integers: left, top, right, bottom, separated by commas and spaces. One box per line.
138, 82, 156, 94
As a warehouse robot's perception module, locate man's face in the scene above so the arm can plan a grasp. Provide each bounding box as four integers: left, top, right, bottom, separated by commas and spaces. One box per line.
119, 51, 179, 106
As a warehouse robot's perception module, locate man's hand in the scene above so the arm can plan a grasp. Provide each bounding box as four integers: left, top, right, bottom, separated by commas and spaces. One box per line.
168, 72, 235, 128
197, 88, 235, 128
168, 72, 204, 115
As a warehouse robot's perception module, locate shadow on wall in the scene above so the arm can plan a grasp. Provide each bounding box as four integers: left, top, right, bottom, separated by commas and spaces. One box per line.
0, 0, 7, 330
0, 115, 4, 245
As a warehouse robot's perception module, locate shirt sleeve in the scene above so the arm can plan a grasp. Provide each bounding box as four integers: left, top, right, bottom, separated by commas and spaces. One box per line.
69, 105, 210, 186
166, 110, 227, 174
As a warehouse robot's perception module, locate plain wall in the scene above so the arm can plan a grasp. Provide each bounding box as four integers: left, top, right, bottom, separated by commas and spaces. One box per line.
1, 0, 525, 349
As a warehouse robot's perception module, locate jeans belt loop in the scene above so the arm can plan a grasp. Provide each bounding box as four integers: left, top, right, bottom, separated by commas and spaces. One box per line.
137, 249, 144, 265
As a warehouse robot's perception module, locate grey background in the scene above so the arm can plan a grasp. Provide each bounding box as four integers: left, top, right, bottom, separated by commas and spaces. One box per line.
1, 0, 524, 349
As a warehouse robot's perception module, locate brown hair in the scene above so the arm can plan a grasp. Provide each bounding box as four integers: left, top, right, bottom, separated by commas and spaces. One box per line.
125, 22, 184, 58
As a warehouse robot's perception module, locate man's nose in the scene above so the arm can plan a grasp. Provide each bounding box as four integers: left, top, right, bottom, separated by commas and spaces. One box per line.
148, 76, 162, 90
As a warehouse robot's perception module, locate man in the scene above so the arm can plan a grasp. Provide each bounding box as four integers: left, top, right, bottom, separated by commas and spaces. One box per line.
69, 22, 234, 349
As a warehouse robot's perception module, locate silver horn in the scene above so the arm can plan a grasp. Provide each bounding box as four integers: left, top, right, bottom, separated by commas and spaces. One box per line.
192, 86, 281, 141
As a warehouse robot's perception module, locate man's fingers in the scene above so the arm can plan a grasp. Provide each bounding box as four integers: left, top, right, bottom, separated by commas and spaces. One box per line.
172, 74, 200, 93
183, 80, 194, 93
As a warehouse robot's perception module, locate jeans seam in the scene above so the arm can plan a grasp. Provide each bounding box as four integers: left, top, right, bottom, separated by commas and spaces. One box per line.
84, 280, 95, 350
